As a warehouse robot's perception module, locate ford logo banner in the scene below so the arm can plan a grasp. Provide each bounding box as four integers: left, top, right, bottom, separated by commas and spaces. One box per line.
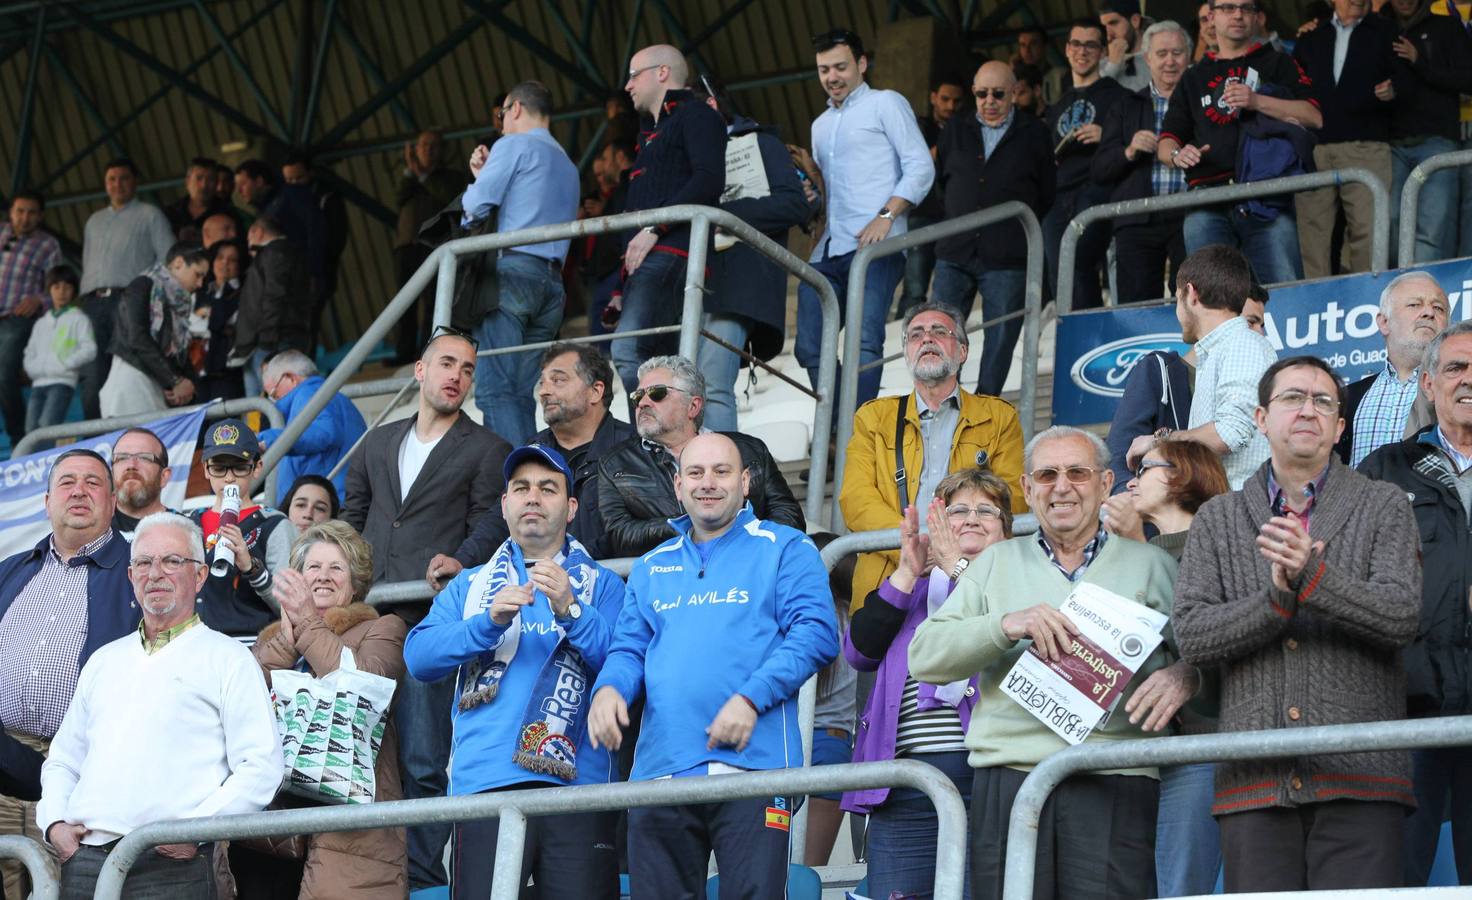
1069, 333, 1190, 398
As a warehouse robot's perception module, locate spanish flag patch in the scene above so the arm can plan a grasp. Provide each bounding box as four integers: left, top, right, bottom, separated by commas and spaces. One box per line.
764, 807, 790, 831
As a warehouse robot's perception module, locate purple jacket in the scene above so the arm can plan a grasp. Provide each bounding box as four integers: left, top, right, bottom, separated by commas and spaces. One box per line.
841, 575, 978, 814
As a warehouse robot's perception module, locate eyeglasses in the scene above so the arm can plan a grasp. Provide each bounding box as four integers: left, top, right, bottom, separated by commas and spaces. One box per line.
905, 324, 958, 343
426, 323, 479, 351
1212, 2, 1258, 15
1268, 389, 1340, 416
129, 554, 202, 576
113, 451, 165, 467
499, 100, 515, 115
1066, 40, 1103, 51
627, 63, 663, 80
629, 384, 691, 405
206, 460, 254, 478
1029, 465, 1099, 485
974, 88, 1009, 100
1134, 459, 1176, 479
946, 503, 1002, 522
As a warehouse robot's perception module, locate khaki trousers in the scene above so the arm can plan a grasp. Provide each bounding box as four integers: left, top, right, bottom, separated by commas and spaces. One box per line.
1295, 141, 1393, 279
0, 730, 54, 900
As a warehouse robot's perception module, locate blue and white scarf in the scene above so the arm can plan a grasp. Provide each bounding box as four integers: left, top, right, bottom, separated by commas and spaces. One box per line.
458, 537, 600, 782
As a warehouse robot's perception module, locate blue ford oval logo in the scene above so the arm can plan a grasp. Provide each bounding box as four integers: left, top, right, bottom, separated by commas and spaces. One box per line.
1070, 333, 1189, 398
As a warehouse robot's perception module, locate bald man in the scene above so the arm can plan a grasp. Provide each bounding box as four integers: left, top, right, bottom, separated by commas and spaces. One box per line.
609, 44, 727, 394
932, 59, 1055, 396
589, 432, 838, 899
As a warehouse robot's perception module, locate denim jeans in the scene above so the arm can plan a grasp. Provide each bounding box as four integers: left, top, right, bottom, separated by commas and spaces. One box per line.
1182, 205, 1303, 284
796, 251, 904, 407
611, 251, 685, 394
1393, 137, 1459, 266
1403, 746, 1472, 886
0, 314, 35, 450
240, 347, 271, 401
396, 671, 456, 889
930, 261, 1027, 397
76, 291, 118, 421
866, 750, 973, 900
696, 313, 750, 434
26, 384, 74, 435
901, 212, 939, 316
1459, 135, 1472, 259
61, 844, 213, 900
475, 252, 567, 445
1155, 763, 1221, 898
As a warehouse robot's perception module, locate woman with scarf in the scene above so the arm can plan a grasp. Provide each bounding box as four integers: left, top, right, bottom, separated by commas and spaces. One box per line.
844, 467, 1014, 900
99, 242, 211, 417
222, 520, 408, 899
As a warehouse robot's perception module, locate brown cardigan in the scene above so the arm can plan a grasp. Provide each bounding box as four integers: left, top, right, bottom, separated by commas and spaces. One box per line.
1172, 459, 1422, 815
221, 603, 409, 900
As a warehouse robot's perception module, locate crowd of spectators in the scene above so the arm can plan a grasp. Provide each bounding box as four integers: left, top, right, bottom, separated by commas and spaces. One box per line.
5, 3, 1472, 898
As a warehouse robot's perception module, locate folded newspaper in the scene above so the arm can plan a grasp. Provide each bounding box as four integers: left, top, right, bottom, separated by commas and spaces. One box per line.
1001, 582, 1168, 745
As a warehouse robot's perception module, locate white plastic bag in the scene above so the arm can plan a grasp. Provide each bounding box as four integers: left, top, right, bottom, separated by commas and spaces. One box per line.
272, 647, 396, 805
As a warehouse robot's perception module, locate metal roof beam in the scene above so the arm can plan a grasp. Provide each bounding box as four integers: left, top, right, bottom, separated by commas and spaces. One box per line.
191, 0, 290, 140
463, 0, 608, 97
44, 43, 126, 158
299, 0, 339, 144
331, 16, 417, 133
647, 0, 711, 76
682, 0, 758, 58
540, 0, 609, 93
11, 6, 47, 194
0, 0, 234, 43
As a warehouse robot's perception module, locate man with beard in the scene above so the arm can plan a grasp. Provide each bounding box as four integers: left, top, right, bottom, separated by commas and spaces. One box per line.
595, 355, 803, 558
839, 303, 1027, 611
528, 343, 634, 558
1100, 0, 1151, 91
110, 428, 172, 540
1338, 271, 1449, 465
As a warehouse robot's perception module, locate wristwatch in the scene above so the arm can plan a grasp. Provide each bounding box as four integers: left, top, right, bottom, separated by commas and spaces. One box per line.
1169, 147, 1182, 167
877, 207, 895, 221
950, 558, 970, 579
557, 601, 583, 622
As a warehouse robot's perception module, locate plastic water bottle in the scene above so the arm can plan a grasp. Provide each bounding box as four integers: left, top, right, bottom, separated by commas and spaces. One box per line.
210, 484, 241, 577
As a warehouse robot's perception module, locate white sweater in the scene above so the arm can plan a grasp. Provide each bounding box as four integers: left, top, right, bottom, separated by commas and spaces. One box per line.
37, 623, 283, 845
22, 306, 97, 388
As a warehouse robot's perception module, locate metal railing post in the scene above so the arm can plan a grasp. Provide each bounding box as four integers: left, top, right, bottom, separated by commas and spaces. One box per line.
833, 203, 1043, 528
1057, 167, 1390, 313
1398, 148, 1472, 266
679, 215, 712, 363
1001, 715, 1472, 900
434, 248, 458, 331
0, 835, 59, 900
488, 809, 529, 900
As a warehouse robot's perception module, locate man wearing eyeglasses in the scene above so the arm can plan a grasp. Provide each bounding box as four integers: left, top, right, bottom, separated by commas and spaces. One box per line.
841, 303, 1027, 611
1174, 355, 1420, 891
1157, 0, 1322, 285
38, 512, 279, 900
110, 427, 173, 540
930, 62, 1053, 397
0, 449, 138, 900
909, 425, 1186, 900
1, 191, 63, 453
184, 419, 293, 640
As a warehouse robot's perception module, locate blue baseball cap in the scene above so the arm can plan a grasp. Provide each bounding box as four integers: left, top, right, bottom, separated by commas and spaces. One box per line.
503, 443, 575, 491
201, 418, 262, 462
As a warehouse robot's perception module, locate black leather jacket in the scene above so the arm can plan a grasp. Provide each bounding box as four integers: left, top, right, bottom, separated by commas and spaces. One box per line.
596, 431, 805, 558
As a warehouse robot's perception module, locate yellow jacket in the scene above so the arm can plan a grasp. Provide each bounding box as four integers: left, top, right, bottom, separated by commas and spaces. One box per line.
838, 389, 1027, 612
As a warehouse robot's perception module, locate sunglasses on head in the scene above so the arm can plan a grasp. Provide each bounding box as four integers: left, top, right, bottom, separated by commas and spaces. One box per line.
425, 323, 479, 352
812, 28, 860, 50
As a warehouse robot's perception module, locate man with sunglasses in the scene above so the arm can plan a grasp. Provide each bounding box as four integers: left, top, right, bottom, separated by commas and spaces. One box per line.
1175, 356, 1419, 891
798, 28, 933, 406
183, 419, 292, 640
0, 449, 138, 900
910, 425, 1186, 900
110, 427, 173, 540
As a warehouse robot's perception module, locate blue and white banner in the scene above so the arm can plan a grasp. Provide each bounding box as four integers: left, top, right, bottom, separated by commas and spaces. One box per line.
1053, 258, 1472, 425
0, 407, 209, 557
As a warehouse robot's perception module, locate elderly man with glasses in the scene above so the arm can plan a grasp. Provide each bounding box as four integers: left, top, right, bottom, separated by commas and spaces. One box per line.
596, 354, 803, 558
909, 424, 1188, 900
840, 302, 1026, 612
39, 511, 280, 900
1175, 355, 1420, 892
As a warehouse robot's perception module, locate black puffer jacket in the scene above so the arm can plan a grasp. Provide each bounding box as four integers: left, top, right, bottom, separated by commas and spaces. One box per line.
596, 431, 805, 558
1360, 427, 1472, 717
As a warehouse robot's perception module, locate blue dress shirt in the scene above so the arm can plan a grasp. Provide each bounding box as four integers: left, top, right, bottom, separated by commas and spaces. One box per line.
460, 128, 580, 262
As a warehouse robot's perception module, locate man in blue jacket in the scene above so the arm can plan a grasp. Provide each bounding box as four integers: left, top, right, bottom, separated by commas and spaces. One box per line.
0, 448, 138, 900
589, 432, 838, 899
405, 444, 626, 900
258, 349, 367, 505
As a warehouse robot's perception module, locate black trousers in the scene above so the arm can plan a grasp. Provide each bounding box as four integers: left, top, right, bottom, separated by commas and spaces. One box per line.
1405, 746, 1472, 886
1113, 213, 1186, 305
451, 788, 618, 900
1219, 799, 1404, 892
628, 796, 791, 900
394, 245, 436, 362
970, 765, 1158, 900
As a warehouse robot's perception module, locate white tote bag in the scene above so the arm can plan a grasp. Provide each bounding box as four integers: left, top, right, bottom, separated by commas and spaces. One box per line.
271, 648, 397, 805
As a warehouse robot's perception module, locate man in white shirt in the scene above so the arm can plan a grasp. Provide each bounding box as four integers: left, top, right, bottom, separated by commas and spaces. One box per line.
797, 28, 935, 407
38, 512, 280, 899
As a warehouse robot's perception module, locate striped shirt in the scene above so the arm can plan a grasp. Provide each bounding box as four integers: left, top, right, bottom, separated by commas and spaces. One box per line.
1350, 362, 1421, 468
1150, 83, 1187, 198
894, 676, 968, 756
0, 530, 115, 738
0, 224, 63, 316
1190, 316, 1277, 489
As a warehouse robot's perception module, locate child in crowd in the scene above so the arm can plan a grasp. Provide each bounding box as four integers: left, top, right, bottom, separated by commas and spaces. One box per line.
22, 265, 96, 434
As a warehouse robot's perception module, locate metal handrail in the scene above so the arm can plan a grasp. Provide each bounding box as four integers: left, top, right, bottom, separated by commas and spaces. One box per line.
1398, 148, 1472, 266
1057, 167, 1392, 314
0, 835, 58, 900
835, 202, 1045, 530
258, 204, 842, 529
1001, 715, 1472, 900
9, 396, 287, 501
94, 760, 968, 900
